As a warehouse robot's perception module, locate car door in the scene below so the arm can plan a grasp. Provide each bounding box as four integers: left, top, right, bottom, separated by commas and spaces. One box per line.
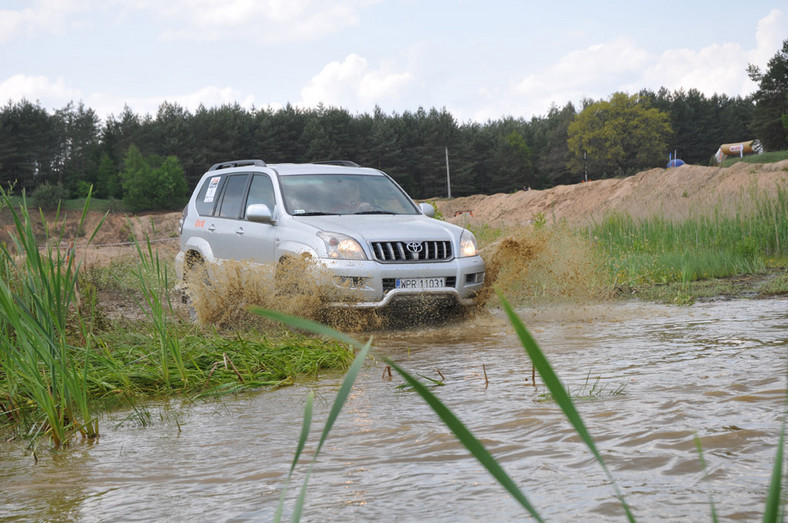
230, 173, 278, 264
207, 173, 250, 260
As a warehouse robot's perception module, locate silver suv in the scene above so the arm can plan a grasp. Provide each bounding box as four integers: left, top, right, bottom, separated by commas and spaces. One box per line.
176, 159, 485, 309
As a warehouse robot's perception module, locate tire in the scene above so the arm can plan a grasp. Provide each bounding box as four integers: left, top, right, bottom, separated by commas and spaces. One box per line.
182, 251, 207, 320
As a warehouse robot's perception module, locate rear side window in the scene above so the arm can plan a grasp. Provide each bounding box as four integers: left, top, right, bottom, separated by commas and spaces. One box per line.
217, 174, 250, 218
195, 175, 222, 216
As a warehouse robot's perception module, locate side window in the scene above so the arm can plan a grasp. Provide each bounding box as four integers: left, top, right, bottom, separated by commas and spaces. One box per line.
245, 174, 276, 217
217, 174, 250, 218
195, 175, 223, 216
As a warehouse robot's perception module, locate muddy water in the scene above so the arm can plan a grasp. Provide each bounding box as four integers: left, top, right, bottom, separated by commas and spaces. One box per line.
2, 298, 787, 521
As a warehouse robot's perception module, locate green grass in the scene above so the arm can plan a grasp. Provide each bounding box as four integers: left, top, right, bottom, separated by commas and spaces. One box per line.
0, 191, 354, 448
61, 197, 129, 213
590, 184, 788, 299
720, 149, 788, 167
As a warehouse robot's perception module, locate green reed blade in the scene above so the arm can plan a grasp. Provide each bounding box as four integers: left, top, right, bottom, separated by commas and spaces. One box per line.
385, 357, 544, 521
693, 434, 718, 522
764, 421, 785, 522
254, 307, 371, 522
274, 391, 314, 523
497, 290, 635, 522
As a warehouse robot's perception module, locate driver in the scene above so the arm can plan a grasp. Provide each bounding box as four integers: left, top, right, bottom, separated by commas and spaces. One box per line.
328, 179, 373, 213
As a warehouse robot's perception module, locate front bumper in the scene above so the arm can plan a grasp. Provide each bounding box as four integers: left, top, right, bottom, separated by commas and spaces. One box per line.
321, 255, 485, 309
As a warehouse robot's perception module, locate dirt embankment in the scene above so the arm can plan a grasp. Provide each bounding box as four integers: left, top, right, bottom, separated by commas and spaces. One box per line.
0, 208, 182, 266
437, 160, 788, 228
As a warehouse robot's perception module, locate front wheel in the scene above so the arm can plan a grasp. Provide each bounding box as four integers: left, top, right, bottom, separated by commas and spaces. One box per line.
181, 252, 208, 320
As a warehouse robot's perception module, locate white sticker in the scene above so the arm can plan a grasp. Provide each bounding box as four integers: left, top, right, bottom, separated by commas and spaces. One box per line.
204, 176, 221, 203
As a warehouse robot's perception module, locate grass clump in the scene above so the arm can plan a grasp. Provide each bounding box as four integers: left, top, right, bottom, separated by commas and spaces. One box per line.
85, 325, 353, 402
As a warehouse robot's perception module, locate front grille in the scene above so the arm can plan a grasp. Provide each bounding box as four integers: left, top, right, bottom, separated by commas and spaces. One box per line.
371, 240, 453, 263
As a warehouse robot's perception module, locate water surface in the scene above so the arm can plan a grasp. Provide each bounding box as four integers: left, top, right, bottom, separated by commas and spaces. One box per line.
2, 298, 787, 521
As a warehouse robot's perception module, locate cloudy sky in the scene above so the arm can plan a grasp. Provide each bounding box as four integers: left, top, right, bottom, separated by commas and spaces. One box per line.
0, 1, 785, 123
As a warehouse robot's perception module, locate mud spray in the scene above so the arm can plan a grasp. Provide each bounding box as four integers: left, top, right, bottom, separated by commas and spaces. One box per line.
185, 225, 607, 333
477, 224, 607, 307
185, 255, 386, 332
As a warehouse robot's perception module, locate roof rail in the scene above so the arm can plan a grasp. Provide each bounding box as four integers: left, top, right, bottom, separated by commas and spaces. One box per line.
208, 159, 267, 171
313, 160, 361, 167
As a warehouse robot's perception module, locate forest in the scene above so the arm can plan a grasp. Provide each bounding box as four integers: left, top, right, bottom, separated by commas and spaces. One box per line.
1, 39, 786, 211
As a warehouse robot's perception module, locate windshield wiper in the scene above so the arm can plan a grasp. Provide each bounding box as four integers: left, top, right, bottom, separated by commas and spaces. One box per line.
294, 211, 340, 216
352, 210, 396, 215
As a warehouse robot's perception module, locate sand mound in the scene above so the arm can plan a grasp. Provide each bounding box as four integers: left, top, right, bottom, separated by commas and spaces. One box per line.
439, 160, 788, 227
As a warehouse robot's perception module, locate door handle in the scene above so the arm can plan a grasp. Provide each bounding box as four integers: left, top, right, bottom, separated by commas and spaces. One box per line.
207, 224, 216, 232
236, 227, 245, 235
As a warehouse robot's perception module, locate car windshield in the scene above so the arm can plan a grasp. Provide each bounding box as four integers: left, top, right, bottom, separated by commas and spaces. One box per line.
280, 174, 419, 216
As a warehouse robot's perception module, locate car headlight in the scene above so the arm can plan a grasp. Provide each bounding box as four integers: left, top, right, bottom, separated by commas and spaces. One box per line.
317, 231, 367, 260
459, 229, 478, 257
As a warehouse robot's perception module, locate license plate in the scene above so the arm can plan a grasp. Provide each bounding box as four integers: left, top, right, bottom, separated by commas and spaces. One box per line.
395, 277, 445, 289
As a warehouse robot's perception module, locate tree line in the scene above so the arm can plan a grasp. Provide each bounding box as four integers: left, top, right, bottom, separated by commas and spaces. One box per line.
1, 39, 786, 211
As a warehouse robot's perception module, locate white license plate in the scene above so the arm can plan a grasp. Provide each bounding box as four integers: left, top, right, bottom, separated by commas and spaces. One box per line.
395, 277, 446, 289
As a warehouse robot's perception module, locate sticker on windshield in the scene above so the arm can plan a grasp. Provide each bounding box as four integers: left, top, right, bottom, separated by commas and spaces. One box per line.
204, 176, 221, 203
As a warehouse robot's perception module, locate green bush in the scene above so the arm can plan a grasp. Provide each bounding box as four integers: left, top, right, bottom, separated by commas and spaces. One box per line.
29, 182, 69, 210
121, 145, 188, 213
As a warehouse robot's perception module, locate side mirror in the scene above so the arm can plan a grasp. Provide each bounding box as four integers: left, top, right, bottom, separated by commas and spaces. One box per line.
246, 203, 275, 224
419, 202, 435, 217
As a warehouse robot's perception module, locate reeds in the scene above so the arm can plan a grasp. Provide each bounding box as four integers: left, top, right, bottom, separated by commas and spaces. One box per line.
0, 187, 104, 447
130, 233, 188, 385
592, 184, 788, 288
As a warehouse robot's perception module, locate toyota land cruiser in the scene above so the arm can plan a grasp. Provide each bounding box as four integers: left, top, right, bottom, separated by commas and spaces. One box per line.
175, 159, 485, 310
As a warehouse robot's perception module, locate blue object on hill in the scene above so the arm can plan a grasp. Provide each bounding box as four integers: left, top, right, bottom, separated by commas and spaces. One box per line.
667, 158, 685, 168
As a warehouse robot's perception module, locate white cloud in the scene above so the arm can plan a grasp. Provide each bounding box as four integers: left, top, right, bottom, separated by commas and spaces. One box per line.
88, 85, 257, 120
0, 74, 81, 106
299, 54, 414, 112
500, 37, 651, 119
0, 0, 100, 42
640, 9, 785, 99
0, 0, 377, 44
0, 8, 30, 42
174, 85, 256, 111
642, 43, 752, 97
477, 9, 785, 122
750, 8, 786, 68
0, 73, 258, 121
150, 0, 373, 43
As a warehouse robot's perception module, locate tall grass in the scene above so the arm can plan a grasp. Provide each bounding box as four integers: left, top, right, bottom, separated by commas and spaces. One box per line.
593, 185, 788, 288
130, 233, 188, 385
0, 187, 104, 447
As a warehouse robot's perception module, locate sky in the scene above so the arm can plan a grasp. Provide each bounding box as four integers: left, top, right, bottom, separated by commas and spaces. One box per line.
0, 1, 786, 124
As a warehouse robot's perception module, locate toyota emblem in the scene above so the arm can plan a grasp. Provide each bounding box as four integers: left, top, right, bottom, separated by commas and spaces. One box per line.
406, 241, 423, 253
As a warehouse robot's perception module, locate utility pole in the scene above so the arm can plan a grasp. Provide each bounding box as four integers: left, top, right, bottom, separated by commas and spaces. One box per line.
584, 151, 588, 183
445, 146, 451, 199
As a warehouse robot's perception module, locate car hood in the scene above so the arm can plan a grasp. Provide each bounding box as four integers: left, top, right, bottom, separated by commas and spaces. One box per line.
291, 214, 463, 242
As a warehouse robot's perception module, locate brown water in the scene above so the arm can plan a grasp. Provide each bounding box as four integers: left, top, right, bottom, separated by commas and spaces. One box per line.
2, 298, 787, 521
